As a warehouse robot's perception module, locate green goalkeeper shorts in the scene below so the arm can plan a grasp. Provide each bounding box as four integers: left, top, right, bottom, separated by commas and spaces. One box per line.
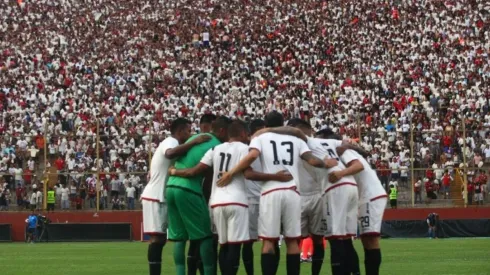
166, 186, 212, 241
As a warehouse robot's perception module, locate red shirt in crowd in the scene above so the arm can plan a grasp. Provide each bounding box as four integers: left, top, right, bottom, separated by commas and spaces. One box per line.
442, 174, 451, 186
425, 180, 433, 193
55, 157, 65, 170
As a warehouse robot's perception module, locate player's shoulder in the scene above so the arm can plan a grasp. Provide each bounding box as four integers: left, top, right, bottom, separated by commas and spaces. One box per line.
161, 136, 179, 147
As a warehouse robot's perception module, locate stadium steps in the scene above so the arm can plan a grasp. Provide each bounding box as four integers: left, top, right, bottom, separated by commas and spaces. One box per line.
451, 170, 465, 207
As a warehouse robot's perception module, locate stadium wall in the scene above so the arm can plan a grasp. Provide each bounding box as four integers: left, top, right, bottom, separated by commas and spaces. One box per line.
1, 208, 489, 242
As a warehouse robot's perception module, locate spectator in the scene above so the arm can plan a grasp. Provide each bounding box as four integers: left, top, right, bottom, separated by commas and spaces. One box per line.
414, 178, 422, 204
36, 189, 43, 211
475, 181, 484, 205
442, 172, 453, 199
389, 184, 398, 209
79, 182, 87, 209
47, 187, 55, 212
29, 190, 37, 211
61, 184, 70, 210
0, 189, 8, 211
126, 183, 136, 210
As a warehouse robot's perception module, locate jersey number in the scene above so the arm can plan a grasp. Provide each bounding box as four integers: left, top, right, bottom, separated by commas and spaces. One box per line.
359, 216, 370, 228
321, 143, 339, 161
218, 153, 232, 178
270, 141, 294, 166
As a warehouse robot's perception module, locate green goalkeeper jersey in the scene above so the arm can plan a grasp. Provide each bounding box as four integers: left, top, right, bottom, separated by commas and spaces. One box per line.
166, 133, 221, 194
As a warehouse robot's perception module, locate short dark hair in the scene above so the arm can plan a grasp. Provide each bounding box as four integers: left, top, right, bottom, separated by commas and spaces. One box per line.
315, 128, 343, 140
200, 114, 217, 125
287, 118, 311, 129
228, 120, 248, 138
264, 111, 284, 128
212, 116, 232, 133
249, 119, 266, 135
170, 118, 191, 134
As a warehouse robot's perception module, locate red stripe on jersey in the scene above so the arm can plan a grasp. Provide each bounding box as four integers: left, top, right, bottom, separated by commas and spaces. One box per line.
141, 197, 160, 202
370, 194, 388, 202
283, 235, 302, 240
324, 182, 357, 193
210, 203, 248, 208
261, 186, 299, 196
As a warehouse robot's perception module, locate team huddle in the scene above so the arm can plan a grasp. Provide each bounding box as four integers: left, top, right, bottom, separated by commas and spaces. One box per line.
141, 111, 387, 275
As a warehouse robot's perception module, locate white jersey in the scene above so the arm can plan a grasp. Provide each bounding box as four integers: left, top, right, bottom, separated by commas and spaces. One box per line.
201, 141, 249, 207
249, 133, 311, 194
141, 137, 179, 202
246, 158, 263, 204
306, 137, 356, 192
297, 161, 321, 196
341, 150, 387, 204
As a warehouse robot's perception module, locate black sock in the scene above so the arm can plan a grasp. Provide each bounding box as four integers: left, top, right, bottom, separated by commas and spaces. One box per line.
148, 242, 165, 275
261, 253, 277, 275
328, 239, 346, 275
311, 243, 325, 275
212, 237, 219, 275
227, 244, 241, 275
219, 245, 229, 275
286, 254, 300, 275
242, 243, 254, 275
273, 242, 281, 274
188, 241, 200, 275
364, 248, 382, 275
344, 239, 360, 275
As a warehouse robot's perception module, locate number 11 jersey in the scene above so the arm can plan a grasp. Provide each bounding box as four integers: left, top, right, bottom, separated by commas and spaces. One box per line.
201, 141, 250, 208
249, 133, 311, 195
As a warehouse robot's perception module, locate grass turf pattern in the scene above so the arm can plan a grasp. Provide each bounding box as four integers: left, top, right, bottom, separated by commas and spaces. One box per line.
0, 239, 489, 275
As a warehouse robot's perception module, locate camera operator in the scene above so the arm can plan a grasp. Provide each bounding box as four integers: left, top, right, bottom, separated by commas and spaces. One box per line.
36, 214, 51, 242
25, 210, 38, 243
427, 213, 439, 239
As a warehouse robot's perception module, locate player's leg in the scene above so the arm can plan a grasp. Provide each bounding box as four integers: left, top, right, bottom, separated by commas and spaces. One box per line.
142, 200, 168, 275
166, 188, 190, 275
187, 241, 203, 275
258, 192, 281, 275
225, 205, 249, 275
176, 191, 215, 275
242, 203, 258, 275
308, 193, 327, 275
282, 190, 302, 275
360, 198, 386, 275
343, 187, 360, 275
325, 189, 348, 275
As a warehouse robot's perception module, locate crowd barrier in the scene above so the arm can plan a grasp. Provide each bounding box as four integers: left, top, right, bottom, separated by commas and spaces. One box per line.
0, 224, 12, 242
1, 208, 490, 242
36, 223, 132, 242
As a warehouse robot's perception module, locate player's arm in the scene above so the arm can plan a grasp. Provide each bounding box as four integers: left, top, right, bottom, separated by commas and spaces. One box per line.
328, 159, 364, 183
217, 149, 260, 187
244, 168, 293, 182
169, 163, 210, 178
301, 151, 337, 168
164, 135, 211, 159
253, 126, 307, 142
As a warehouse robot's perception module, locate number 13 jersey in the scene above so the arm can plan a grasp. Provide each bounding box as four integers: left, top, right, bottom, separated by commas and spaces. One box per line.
249, 133, 311, 194
201, 141, 250, 208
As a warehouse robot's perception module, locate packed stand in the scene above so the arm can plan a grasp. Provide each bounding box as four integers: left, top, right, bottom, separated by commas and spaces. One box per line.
0, 0, 489, 209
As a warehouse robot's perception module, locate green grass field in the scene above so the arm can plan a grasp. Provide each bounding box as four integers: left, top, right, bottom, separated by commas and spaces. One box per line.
0, 239, 489, 275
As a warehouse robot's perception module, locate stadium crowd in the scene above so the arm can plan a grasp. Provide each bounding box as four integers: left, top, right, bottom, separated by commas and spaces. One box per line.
0, 0, 489, 209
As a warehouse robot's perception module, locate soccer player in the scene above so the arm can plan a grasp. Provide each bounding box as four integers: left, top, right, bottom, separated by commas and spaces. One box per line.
189, 113, 217, 275
141, 118, 211, 275
166, 116, 231, 275
217, 111, 335, 275
169, 120, 293, 275
285, 119, 327, 275
242, 118, 266, 275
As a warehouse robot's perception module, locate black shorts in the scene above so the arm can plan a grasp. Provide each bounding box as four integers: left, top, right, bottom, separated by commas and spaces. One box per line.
27, 228, 36, 235
47, 203, 55, 211
390, 199, 397, 207
111, 191, 119, 197
80, 191, 86, 199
